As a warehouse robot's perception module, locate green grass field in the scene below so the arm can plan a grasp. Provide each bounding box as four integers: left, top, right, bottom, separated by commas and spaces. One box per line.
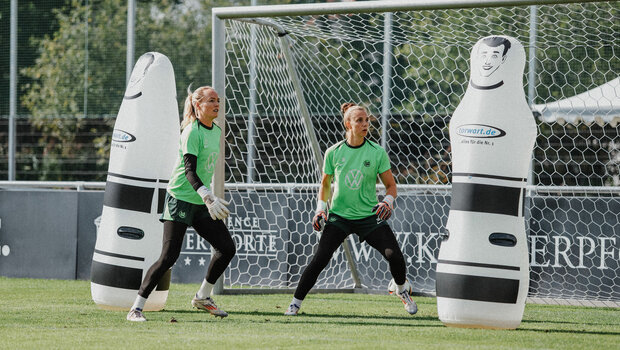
0, 277, 618, 349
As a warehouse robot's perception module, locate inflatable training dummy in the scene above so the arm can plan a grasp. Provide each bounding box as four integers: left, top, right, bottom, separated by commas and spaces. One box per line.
91, 52, 180, 311
436, 36, 536, 329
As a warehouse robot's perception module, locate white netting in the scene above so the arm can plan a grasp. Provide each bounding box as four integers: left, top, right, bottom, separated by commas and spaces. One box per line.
218, 1, 619, 303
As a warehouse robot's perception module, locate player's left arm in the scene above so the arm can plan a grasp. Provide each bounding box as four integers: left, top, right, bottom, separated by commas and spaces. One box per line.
374, 169, 397, 220
379, 169, 397, 198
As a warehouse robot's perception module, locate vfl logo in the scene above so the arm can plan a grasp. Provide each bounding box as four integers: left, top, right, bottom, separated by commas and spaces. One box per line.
456, 124, 506, 138
179, 211, 186, 219
206, 152, 218, 172
112, 129, 137, 143
363, 160, 371, 168
344, 169, 363, 190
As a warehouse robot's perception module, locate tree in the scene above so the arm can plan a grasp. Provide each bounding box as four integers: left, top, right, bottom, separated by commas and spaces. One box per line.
0, 0, 70, 116
19, 0, 239, 180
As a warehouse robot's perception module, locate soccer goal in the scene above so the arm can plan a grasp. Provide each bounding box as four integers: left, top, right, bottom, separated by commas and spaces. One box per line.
210, 0, 619, 306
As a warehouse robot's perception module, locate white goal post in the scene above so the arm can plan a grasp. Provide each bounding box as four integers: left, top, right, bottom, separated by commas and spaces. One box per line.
210, 0, 619, 306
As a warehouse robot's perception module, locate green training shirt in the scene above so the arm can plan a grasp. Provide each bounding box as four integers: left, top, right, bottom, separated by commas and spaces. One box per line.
167, 119, 221, 204
323, 139, 392, 220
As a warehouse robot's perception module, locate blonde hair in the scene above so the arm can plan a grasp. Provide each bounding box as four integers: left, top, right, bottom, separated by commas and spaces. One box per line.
181, 84, 215, 130
340, 103, 366, 137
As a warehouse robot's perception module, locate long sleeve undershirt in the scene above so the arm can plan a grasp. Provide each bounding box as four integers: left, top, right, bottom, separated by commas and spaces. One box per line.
183, 153, 204, 191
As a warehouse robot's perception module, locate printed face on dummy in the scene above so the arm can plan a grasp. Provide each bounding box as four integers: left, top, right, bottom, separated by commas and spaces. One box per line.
197, 89, 220, 121
125, 53, 155, 96
477, 43, 507, 77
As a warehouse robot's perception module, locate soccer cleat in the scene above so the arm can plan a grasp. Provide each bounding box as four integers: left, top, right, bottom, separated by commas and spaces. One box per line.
387, 278, 412, 296
397, 289, 418, 315
126, 308, 146, 322
191, 295, 228, 318
284, 303, 300, 316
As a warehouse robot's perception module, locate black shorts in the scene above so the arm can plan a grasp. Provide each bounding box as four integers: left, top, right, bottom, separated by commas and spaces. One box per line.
160, 192, 211, 226
325, 213, 388, 241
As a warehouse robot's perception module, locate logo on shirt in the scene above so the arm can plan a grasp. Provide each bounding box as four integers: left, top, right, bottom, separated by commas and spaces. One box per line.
335, 157, 346, 168
344, 169, 363, 190
363, 160, 371, 167
203, 139, 209, 148
206, 152, 218, 172
179, 211, 186, 219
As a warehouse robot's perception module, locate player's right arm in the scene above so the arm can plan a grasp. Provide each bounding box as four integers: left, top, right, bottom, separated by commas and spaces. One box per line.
313, 172, 331, 231
182, 126, 229, 220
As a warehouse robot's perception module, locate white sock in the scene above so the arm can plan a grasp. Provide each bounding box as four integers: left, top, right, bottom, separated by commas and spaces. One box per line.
196, 280, 214, 299
131, 295, 147, 311
290, 297, 303, 308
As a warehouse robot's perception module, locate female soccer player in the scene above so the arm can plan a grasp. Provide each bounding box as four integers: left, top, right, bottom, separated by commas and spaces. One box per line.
127, 86, 235, 322
285, 103, 417, 316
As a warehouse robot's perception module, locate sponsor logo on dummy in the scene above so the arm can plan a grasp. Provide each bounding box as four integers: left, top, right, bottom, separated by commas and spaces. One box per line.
456, 124, 506, 138
456, 124, 505, 146
111, 129, 137, 150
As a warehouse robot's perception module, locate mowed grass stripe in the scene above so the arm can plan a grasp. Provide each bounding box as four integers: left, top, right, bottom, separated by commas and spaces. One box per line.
0, 277, 617, 349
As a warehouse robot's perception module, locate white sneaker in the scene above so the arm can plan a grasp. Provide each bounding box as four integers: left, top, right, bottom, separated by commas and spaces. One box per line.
397, 289, 418, 315
191, 295, 228, 318
284, 303, 300, 316
126, 308, 146, 322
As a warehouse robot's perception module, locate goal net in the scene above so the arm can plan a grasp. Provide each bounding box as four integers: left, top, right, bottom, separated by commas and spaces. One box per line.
211, 0, 619, 305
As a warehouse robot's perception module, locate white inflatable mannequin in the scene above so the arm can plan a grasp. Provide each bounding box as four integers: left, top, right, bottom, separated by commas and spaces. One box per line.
436, 36, 536, 329
91, 52, 180, 311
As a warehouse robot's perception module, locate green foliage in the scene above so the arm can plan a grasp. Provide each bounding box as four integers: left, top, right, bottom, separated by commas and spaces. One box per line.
0, 0, 71, 116
11, 1, 620, 182
18, 0, 234, 180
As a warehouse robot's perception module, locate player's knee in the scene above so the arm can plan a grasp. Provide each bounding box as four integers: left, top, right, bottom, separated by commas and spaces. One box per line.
159, 252, 180, 269
384, 248, 403, 262
219, 240, 236, 260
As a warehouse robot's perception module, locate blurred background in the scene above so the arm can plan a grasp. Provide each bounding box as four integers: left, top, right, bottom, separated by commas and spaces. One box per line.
0, 0, 617, 185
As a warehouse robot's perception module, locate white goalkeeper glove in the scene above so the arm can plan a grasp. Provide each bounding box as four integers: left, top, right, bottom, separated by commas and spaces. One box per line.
197, 186, 230, 220
312, 200, 328, 231
372, 194, 394, 221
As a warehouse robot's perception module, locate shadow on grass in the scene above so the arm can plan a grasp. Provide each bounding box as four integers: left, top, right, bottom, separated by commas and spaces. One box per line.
523, 318, 618, 327
231, 309, 436, 321
157, 309, 620, 335
158, 308, 440, 327
517, 327, 620, 337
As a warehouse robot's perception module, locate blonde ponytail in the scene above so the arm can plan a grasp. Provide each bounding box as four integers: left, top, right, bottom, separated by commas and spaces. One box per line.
181, 84, 215, 130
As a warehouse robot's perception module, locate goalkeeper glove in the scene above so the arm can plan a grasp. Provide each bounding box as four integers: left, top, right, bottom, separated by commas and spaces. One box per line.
312, 200, 328, 231
372, 195, 394, 221
197, 186, 230, 220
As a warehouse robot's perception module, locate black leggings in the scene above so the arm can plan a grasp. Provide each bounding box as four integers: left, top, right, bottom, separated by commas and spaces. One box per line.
138, 217, 236, 298
293, 224, 406, 300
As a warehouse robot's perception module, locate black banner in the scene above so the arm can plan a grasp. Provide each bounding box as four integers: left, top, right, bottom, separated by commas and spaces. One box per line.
0, 190, 617, 302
